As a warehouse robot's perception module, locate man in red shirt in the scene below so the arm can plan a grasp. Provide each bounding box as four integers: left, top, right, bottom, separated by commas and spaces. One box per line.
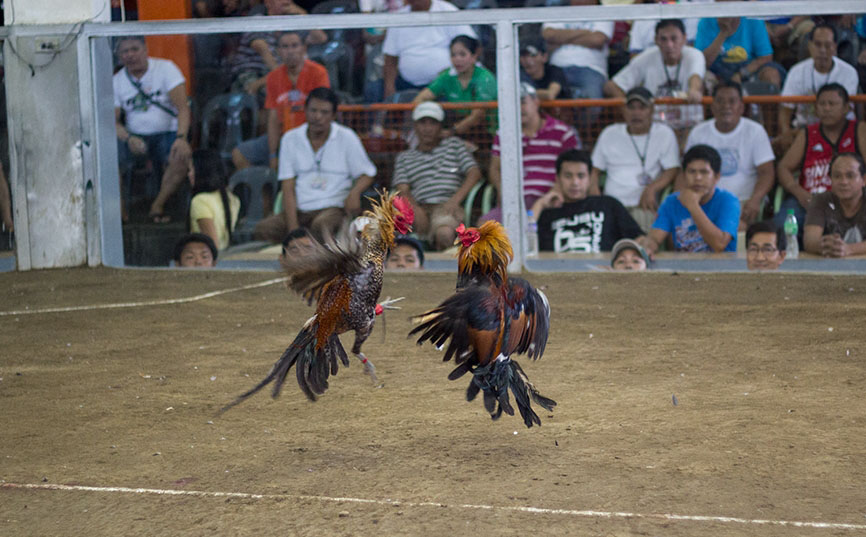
232, 30, 330, 170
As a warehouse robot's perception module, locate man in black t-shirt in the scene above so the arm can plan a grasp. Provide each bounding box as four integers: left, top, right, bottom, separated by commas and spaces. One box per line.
519, 39, 571, 101
532, 149, 645, 253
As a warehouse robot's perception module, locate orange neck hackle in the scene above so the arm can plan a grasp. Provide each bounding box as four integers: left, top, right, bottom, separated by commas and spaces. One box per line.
456, 220, 513, 286
362, 190, 415, 250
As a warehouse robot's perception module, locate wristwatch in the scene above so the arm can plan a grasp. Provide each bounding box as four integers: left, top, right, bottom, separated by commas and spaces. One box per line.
176, 132, 188, 141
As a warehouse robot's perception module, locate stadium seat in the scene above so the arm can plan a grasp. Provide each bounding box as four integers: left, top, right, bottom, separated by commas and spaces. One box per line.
200, 93, 259, 165
229, 166, 277, 243
308, 0, 360, 95
463, 180, 495, 225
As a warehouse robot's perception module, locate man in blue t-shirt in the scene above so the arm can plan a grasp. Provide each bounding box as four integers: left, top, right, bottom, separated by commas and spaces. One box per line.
641, 144, 740, 254
695, 6, 785, 89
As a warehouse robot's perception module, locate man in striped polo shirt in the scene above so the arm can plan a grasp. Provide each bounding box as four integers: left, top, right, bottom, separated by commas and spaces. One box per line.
483, 83, 581, 223
392, 101, 482, 250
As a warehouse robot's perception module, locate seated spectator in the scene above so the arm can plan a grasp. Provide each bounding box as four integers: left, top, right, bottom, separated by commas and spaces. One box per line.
232, 30, 331, 170
482, 83, 580, 223
590, 87, 680, 232
519, 38, 571, 101
610, 238, 650, 271
189, 149, 241, 251
541, 1, 613, 101
684, 81, 775, 229
280, 227, 318, 264
776, 83, 866, 239
413, 35, 497, 137
382, 0, 477, 98
113, 36, 191, 223
745, 220, 786, 270
532, 149, 644, 253
803, 153, 866, 258
606, 19, 705, 130
695, 2, 785, 89
777, 24, 860, 153
173, 233, 218, 268
253, 88, 377, 243
228, 0, 327, 98
761, 7, 814, 68
385, 235, 425, 270
641, 144, 740, 254
393, 102, 482, 250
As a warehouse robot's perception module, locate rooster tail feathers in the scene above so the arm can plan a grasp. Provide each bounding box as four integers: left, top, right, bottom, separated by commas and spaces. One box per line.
508, 359, 556, 428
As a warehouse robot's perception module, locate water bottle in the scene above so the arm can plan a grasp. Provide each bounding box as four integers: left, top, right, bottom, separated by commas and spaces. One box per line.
526, 210, 539, 257
783, 209, 799, 259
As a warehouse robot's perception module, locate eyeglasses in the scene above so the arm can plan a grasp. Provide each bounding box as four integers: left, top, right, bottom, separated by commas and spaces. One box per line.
746, 245, 779, 256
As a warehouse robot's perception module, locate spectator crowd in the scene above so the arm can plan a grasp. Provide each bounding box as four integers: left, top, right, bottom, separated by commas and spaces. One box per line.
108, 0, 866, 269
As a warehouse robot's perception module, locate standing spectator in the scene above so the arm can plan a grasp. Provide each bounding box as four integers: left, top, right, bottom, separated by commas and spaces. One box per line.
606, 19, 705, 131
114, 36, 192, 223
541, 1, 614, 101
777, 24, 860, 153
804, 153, 866, 257
590, 87, 680, 232
253, 88, 377, 243
413, 35, 498, 138
531, 149, 644, 253
745, 220, 786, 270
188, 149, 241, 251
381, 0, 476, 99
641, 144, 740, 254
228, 0, 327, 98
231, 30, 330, 170
482, 83, 580, 223
518, 38, 571, 101
695, 1, 785, 89
684, 81, 775, 228
776, 83, 866, 239
392, 102, 482, 250
173, 233, 218, 268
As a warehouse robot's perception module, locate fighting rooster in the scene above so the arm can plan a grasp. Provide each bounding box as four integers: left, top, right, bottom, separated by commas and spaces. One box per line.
410, 221, 556, 428
221, 191, 413, 411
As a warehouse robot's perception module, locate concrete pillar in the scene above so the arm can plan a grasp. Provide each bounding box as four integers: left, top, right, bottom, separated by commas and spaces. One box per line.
5, 0, 109, 269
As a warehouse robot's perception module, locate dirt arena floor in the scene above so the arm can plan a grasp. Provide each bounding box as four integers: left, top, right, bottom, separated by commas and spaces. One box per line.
1, 267, 865, 536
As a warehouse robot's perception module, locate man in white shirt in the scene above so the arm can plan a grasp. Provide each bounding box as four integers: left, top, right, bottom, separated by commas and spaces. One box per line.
381, 0, 476, 99
254, 88, 377, 243
777, 23, 860, 152
684, 81, 775, 228
590, 87, 680, 232
606, 19, 705, 130
541, 1, 613, 101
113, 36, 192, 222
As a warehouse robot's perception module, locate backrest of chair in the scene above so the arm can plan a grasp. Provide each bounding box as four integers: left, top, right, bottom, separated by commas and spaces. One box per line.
743, 81, 780, 96
200, 93, 259, 158
228, 166, 277, 222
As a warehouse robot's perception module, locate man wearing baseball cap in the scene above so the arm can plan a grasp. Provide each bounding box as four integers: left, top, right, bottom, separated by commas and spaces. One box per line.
519, 38, 571, 101
590, 86, 681, 232
392, 101, 482, 250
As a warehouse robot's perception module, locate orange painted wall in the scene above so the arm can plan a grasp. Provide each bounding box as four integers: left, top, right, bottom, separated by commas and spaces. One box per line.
137, 1, 193, 94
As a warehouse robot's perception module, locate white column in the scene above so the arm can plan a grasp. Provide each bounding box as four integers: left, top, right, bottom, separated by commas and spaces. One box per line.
5, 0, 109, 269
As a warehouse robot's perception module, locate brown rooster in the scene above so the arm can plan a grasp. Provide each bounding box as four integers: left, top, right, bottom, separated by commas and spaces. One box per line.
221, 191, 414, 410
410, 221, 555, 428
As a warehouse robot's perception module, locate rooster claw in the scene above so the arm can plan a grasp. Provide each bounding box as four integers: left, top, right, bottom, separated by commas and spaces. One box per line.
363, 359, 384, 389
378, 296, 405, 310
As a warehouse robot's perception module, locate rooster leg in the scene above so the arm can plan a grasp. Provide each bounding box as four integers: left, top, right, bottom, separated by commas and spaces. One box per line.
352, 323, 383, 389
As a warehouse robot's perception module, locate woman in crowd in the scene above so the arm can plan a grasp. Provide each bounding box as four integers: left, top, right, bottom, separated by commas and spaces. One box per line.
188, 149, 241, 251
413, 35, 498, 138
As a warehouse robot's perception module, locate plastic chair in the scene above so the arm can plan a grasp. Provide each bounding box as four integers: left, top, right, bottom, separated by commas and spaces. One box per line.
309, 0, 360, 94
228, 166, 277, 243
200, 93, 259, 163
463, 181, 495, 225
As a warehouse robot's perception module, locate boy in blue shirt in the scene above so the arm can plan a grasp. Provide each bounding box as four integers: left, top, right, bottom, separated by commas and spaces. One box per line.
642, 144, 740, 254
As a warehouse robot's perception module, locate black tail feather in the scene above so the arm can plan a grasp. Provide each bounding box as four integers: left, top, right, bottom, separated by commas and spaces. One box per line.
466, 379, 481, 402
508, 359, 556, 428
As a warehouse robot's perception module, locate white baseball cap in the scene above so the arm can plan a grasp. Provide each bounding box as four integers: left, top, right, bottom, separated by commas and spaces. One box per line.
412, 101, 445, 122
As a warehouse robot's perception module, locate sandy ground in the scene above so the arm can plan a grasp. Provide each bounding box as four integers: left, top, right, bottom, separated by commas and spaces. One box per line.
1, 267, 865, 536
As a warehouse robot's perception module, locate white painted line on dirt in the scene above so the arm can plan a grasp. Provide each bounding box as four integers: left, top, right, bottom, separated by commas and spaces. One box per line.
0, 277, 289, 317
3, 482, 865, 530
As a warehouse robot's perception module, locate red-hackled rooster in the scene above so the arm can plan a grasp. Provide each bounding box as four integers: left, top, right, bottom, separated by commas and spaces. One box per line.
221, 191, 413, 411
410, 221, 555, 428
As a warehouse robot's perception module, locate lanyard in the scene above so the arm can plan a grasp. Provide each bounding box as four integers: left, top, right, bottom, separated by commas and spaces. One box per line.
811, 59, 834, 94
661, 57, 682, 89
628, 131, 651, 172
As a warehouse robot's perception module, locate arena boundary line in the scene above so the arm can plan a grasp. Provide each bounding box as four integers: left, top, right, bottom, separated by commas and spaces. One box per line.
2, 482, 865, 531
0, 277, 289, 317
